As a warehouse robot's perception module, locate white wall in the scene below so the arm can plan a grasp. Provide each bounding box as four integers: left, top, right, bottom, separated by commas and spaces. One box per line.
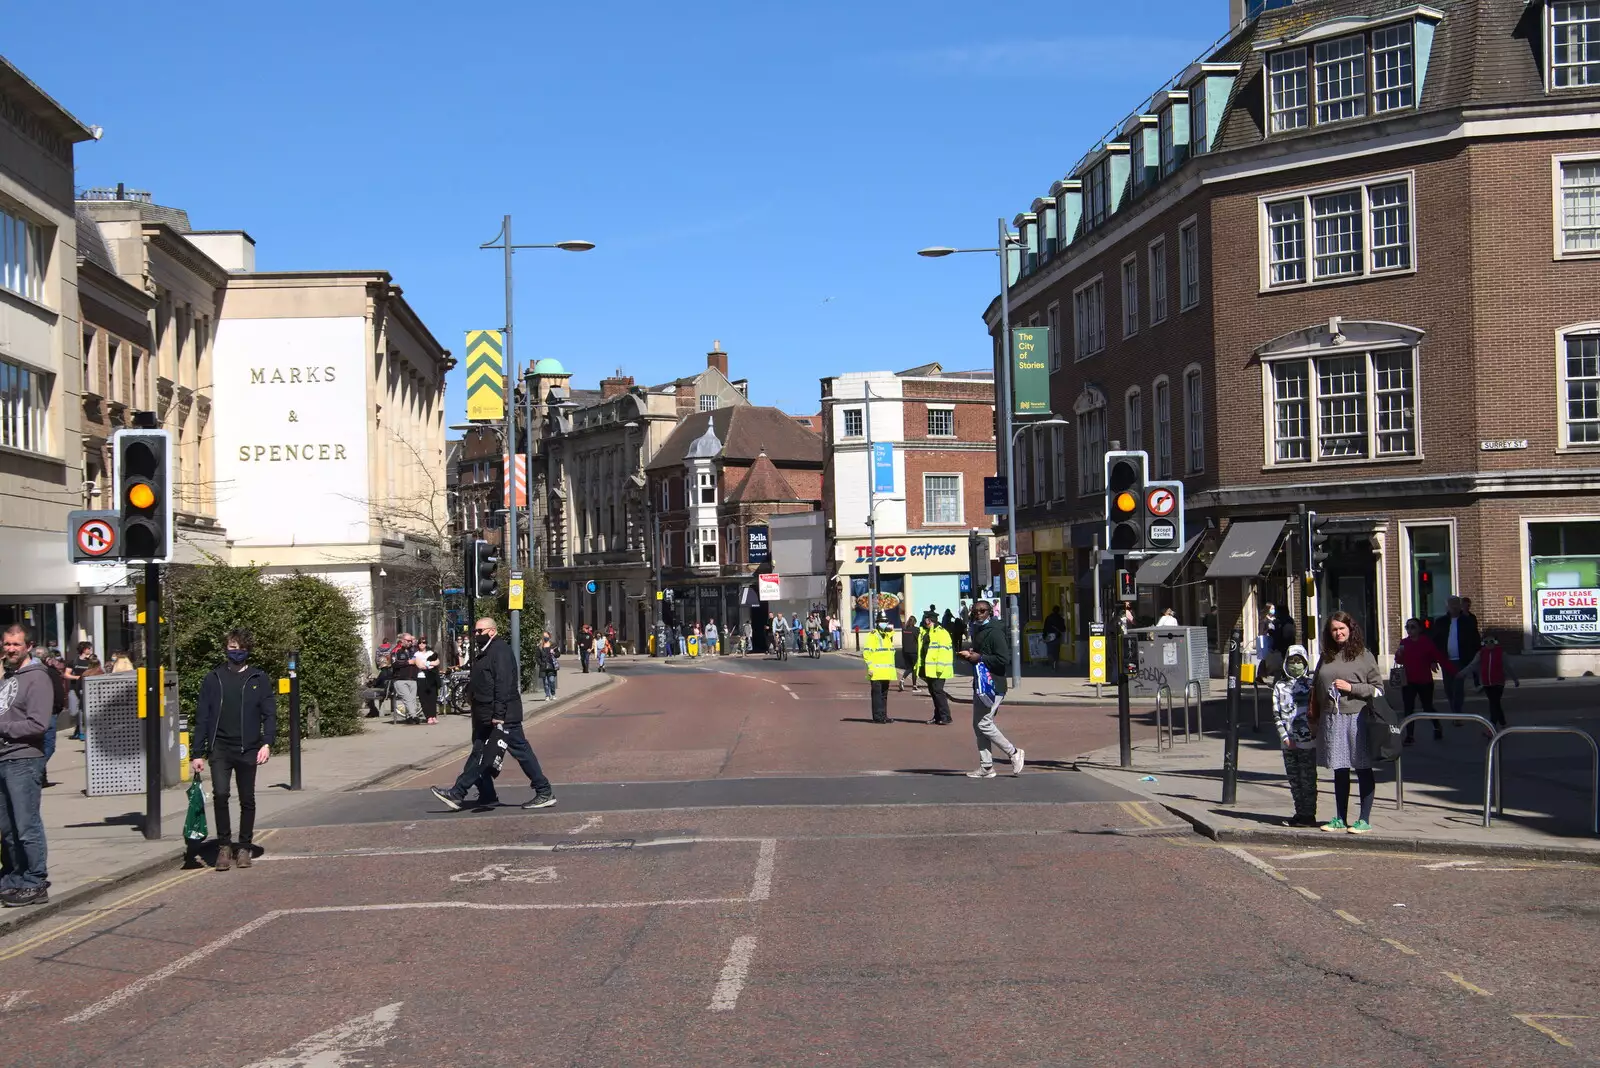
829, 373, 908, 539
212, 317, 372, 546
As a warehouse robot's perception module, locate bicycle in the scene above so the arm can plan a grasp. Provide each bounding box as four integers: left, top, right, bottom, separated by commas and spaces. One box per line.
805, 632, 821, 659
775, 633, 789, 661
442, 670, 472, 715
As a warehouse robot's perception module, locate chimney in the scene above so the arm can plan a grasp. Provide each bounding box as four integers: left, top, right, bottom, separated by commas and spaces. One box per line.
600, 367, 634, 400
706, 339, 729, 378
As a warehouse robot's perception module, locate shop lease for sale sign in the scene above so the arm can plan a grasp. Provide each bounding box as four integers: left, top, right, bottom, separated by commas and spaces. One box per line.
1537, 588, 1600, 635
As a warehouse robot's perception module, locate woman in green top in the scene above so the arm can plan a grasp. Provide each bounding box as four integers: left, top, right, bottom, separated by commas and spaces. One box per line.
1312, 611, 1386, 834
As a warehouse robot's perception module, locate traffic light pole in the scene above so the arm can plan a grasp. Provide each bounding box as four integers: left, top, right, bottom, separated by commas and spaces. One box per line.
1115, 554, 1132, 768
1222, 626, 1243, 805
142, 562, 162, 841
501, 215, 522, 683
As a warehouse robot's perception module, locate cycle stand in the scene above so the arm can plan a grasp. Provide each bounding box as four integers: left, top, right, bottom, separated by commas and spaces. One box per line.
1483, 725, 1600, 835
1394, 712, 1495, 812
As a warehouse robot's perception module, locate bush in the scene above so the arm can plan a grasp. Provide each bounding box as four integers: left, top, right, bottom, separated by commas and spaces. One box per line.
274, 574, 365, 738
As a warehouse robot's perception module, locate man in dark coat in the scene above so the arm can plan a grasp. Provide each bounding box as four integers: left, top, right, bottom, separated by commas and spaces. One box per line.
1433, 596, 1481, 719
432, 618, 556, 811
191, 629, 277, 870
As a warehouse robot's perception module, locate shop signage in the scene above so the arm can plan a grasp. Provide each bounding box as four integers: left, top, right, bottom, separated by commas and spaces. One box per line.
853, 543, 960, 562
1011, 326, 1049, 415
1536, 588, 1600, 635
872, 442, 895, 494
757, 573, 781, 601
983, 477, 1007, 515
748, 525, 770, 564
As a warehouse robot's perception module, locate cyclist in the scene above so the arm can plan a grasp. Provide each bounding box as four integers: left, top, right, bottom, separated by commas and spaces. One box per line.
771, 613, 790, 659
805, 615, 823, 657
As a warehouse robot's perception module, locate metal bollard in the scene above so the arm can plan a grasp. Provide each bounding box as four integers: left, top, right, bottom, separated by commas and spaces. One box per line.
1156, 685, 1173, 751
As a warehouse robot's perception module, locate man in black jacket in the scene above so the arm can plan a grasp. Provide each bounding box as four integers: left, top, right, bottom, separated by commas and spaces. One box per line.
191, 629, 277, 870
956, 598, 1024, 778
1433, 596, 1482, 720
432, 618, 556, 811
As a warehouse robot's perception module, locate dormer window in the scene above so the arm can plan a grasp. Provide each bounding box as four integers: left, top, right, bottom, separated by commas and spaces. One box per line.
698, 394, 715, 412
1131, 135, 1147, 195
1267, 20, 1419, 135
698, 471, 716, 504
1551, 2, 1600, 88
1191, 82, 1208, 156
1159, 109, 1176, 174
1086, 160, 1109, 227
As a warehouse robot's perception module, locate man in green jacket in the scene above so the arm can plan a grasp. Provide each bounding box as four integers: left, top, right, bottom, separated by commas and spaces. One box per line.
957, 597, 1024, 777
916, 610, 954, 725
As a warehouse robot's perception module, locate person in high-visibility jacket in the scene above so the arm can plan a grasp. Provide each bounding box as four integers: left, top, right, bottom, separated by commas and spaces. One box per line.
861, 613, 898, 724
915, 609, 955, 725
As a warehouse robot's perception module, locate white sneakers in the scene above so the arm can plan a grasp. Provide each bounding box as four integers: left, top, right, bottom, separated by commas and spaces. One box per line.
1011, 748, 1026, 776
966, 765, 996, 778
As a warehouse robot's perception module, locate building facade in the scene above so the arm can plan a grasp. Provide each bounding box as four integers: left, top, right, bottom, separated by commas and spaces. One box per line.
989, 0, 1600, 672
0, 57, 96, 650
820, 366, 997, 635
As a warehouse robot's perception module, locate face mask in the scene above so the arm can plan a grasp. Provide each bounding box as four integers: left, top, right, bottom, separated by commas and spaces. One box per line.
1285, 659, 1306, 679
226, 649, 249, 664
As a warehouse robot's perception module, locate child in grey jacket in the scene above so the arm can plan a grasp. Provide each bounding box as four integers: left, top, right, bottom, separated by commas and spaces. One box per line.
1273, 644, 1318, 827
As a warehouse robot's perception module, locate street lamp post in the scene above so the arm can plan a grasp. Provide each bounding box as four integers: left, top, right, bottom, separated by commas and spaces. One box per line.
478, 216, 593, 679
919, 219, 1027, 687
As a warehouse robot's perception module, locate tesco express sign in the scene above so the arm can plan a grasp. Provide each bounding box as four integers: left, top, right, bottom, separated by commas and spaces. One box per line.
854, 543, 959, 563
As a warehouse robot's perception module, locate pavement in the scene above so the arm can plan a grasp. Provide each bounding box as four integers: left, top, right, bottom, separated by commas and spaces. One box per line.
11, 667, 617, 935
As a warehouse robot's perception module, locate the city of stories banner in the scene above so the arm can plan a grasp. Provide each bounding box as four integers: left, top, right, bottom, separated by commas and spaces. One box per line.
1011, 325, 1049, 416
1532, 555, 1600, 648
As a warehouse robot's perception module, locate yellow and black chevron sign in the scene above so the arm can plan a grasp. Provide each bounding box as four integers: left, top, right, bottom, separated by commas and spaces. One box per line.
465, 330, 505, 421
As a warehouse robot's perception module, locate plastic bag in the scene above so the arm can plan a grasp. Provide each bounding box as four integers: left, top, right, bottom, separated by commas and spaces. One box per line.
484, 726, 510, 777
183, 779, 208, 842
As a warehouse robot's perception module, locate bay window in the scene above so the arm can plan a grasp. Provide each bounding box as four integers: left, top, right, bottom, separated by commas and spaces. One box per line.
1267, 348, 1418, 464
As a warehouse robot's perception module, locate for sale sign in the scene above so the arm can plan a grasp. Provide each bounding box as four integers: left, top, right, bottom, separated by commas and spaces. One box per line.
1537, 588, 1600, 635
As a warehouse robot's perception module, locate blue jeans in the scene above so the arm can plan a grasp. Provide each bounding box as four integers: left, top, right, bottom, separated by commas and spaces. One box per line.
0, 757, 47, 889
43, 713, 57, 765
542, 673, 557, 699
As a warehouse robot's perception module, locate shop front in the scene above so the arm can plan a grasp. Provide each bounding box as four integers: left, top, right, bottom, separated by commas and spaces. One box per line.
833, 534, 990, 635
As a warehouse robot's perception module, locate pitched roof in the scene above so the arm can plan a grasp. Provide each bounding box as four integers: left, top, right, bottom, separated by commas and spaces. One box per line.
647, 405, 824, 471
725, 450, 801, 503
74, 205, 116, 273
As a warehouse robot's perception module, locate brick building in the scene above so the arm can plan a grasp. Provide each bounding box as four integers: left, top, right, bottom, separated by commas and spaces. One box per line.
645, 406, 824, 635
987, 0, 1600, 673
820, 366, 997, 633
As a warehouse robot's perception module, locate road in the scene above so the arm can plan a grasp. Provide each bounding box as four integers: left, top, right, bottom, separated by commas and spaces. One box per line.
2, 654, 1596, 1066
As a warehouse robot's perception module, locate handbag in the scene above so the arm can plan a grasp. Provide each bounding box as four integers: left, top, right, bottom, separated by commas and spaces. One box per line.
1363, 687, 1404, 763
183, 779, 209, 843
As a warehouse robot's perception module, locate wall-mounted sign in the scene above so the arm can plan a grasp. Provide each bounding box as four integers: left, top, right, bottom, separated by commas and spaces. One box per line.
1480, 439, 1529, 451
757, 573, 781, 601
1537, 587, 1599, 635
1011, 326, 1050, 415
748, 525, 771, 564
983, 476, 1008, 515
852, 543, 960, 562
872, 442, 895, 495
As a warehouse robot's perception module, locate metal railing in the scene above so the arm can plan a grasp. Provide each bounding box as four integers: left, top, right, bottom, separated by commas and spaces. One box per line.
1182, 680, 1202, 742
1395, 713, 1495, 812
1484, 726, 1600, 835
1156, 685, 1175, 750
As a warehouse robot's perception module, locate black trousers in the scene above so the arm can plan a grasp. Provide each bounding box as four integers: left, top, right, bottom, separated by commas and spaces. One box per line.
419, 675, 439, 718
870, 680, 890, 723
211, 747, 258, 846
925, 678, 951, 723
452, 720, 553, 800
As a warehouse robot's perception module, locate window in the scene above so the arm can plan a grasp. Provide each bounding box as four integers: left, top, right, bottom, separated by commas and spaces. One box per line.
925, 474, 961, 525
1372, 23, 1415, 112
1551, 2, 1600, 88
1191, 81, 1208, 156
1268, 48, 1309, 132
1149, 238, 1168, 324
1314, 35, 1367, 124
1131, 131, 1147, 196
842, 407, 863, 437
0, 357, 49, 454
697, 526, 718, 564
1262, 175, 1414, 288
1073, 277, 1105, 359
1087, 160, 1109, 227
1076, 406, 1107, 495
1267, 349, 1418, 463
82, 328, 98, 396
1121, 257, 1139, 337
107, 338, 121, 401
1047, 302, 1062, 371
660, 478, 670, 510
1051, 424, 1068, 499
698, 471, 716, 504
1184, 368, 1204, 473
1125, 388, 1143, 452
1154, 378, 1172, 478
1558, 157, 1600, 255
926, 407, 954, 437
1564, 330, 1600, 445
1179, 220, 1200, 310
0, 207, 44, 303
1159, 108, 1176, 176
698, 394, 715, 412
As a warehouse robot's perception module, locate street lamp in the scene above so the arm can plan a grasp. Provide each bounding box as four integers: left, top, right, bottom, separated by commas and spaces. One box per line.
919, 219, 1028, 687
476, 215, 594, 676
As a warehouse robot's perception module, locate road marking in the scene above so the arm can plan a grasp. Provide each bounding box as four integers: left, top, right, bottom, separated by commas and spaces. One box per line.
750, 839, 777, 901
1481, 867, 1536, 872
707, 935, 759, 1012
1272, 849, 1336, 861
1221, 846, 1286, 882
1334, 910, 1366, 926
0, 991, 33, 1012
402, 823, 418, 831
1381, 938, 1419, 956
243, 1000, 403, 1067
789, 691, 801, 700
1513, 1014, 1592, 1049
569, 814, 604, 835
1278, 866, 1355, 871
0, 867, 210, 962
1443, 972, 1492, 997
449, 864, 559, 884
1422, 859, 1482, 870
1291, 886, 1322, 902
780, 685, 792, 692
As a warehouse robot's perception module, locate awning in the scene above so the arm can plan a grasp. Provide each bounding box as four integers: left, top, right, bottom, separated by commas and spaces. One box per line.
1205, 520, 1286, 579
1135, 533, 1202, 587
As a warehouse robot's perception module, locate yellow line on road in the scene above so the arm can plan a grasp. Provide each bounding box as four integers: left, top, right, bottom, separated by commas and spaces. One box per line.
1513, 1014, 1592, 1049
1291, 886, 1321, 901
1334, 909, 1365, 926
1443, 972, 1493, 997
1381, 938, 1419, 956
1118, 801, 1164, 828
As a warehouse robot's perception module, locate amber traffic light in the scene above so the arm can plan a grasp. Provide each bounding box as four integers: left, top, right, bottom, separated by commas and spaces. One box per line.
114, 429, 172, 562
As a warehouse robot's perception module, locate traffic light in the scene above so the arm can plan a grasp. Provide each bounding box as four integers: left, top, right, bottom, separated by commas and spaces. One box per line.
1104, 451, 1148, 553
1116, 569, 1135, 600
114, 429, 172, 562
1306, 510, 1332, 575
470, 538, 499, 599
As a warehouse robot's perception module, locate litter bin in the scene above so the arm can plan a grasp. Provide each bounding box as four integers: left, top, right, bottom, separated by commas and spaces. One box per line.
1126, 626, 1209, 700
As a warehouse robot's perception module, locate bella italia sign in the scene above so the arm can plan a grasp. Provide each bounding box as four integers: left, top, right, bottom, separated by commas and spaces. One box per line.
1011, 326, 1049, 416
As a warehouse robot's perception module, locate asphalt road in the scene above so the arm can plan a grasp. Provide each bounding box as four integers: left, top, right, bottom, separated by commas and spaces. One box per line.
3, 657, 1596, 1067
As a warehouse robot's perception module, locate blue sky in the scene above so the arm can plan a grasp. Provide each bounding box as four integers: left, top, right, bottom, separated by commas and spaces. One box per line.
11, 0, 1224, 421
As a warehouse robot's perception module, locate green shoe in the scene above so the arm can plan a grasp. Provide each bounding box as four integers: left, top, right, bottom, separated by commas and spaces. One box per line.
1320, 818, 1348, 832
1347, 819, 1373, 834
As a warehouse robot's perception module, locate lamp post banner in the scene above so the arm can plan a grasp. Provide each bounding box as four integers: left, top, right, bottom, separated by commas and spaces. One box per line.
1011, 326, 1049, 415
872, 442, 895, 495
465, 330, 506, 421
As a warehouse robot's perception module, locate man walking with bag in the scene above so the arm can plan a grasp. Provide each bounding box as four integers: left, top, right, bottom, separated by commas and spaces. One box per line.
433, 617, 556, 811
191, 629, 276, 870
958, 597, 1024, 777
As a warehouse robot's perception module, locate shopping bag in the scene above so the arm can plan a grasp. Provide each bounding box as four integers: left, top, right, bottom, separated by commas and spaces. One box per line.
1364, 688, 1404, 763
183, 779, 209, 843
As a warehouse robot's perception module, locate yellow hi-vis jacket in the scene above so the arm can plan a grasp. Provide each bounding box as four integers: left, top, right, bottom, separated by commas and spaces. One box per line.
862, 631, 897, 681
916, 624, 955, 679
